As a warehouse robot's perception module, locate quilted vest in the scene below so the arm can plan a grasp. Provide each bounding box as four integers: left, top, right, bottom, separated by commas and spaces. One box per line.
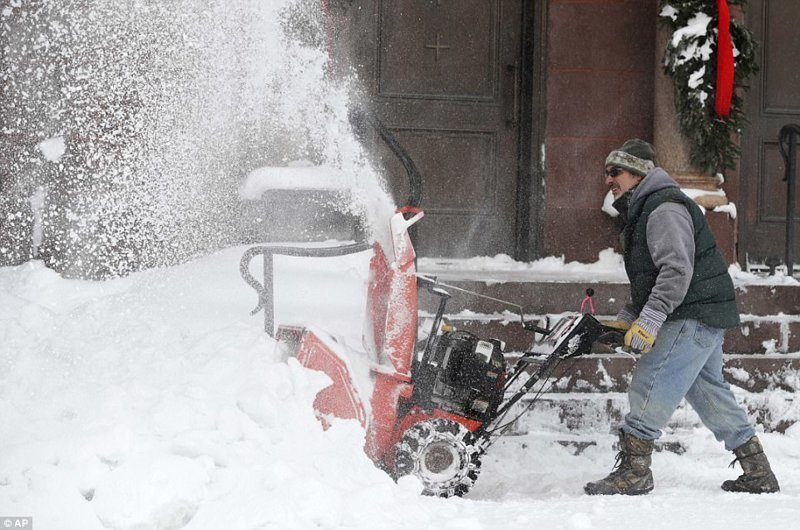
623, 187, 740, 329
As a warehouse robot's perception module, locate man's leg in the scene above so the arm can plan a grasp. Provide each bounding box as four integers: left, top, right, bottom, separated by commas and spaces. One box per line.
683, 323, 779, 493
683, 324, 753, 450
586, 319, 710, 495
623, 319, 715, 441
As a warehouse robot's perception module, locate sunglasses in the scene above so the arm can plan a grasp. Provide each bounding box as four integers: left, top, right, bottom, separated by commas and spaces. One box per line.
605, 166, 624, 178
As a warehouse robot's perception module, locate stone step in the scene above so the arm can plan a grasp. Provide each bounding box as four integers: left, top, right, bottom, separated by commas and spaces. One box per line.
417, 282, 800, 354
503, 391, 798, 435
493, 433, 687, 456
446, 316, 800, 356
472, 349, 800, 394
417, 278, 800, 316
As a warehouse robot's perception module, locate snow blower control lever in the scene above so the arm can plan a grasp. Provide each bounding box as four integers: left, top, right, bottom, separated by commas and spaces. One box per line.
523, 321, 554, 336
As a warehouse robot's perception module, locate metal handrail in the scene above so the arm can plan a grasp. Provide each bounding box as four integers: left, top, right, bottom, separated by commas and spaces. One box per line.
779, 124, 800, 276
240, 242, 372, 336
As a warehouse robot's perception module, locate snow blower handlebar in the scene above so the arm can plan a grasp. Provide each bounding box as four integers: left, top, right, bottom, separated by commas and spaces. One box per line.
473, 313, 612, 446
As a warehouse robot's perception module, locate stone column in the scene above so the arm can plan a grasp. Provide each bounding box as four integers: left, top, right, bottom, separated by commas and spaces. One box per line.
653, 24, 728, 209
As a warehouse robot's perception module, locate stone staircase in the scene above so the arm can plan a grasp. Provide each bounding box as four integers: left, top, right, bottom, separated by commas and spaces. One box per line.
416, 273, 800, 437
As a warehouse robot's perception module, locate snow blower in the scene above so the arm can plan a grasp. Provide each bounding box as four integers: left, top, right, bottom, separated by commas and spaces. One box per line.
239, 110, 620, 497
240, 205, 619, 497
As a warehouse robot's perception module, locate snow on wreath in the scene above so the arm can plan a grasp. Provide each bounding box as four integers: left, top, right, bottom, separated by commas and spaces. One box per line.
660, 0, 758, 175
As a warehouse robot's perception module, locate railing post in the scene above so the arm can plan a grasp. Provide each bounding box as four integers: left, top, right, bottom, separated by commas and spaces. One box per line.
779, 124, 800, 277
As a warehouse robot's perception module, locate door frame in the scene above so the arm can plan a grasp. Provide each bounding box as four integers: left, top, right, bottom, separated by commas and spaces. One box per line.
739, 0, 800, 269
516, 0, 547, 261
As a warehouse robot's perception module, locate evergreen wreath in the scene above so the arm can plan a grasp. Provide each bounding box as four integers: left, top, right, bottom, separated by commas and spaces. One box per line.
659, 0, 758, 174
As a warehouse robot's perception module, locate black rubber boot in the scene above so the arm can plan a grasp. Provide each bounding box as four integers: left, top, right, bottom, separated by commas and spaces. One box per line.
584, 430, 654, 495
721, 436, 780, 493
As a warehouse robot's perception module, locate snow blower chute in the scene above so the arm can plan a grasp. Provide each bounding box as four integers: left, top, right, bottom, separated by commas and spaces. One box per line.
239, 112, 619, 497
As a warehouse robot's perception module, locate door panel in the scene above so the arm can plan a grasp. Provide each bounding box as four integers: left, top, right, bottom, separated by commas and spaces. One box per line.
740, 0, 800, 265
378, 0, 497, 99
365, 0, 523, 258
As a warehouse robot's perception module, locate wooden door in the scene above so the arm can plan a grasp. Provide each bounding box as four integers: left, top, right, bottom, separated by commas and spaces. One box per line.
740, 0, 800, 267
351, 0, 525, 258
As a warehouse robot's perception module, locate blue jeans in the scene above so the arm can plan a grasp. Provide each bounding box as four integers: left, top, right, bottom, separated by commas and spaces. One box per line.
623, 318, 754, 451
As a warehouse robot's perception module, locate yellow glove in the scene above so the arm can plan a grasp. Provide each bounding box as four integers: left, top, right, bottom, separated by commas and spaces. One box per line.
624, 322, 656, 353
623, 307, 666, 353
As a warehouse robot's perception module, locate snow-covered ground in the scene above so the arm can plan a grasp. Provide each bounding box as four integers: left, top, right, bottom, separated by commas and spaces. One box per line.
1, 247, 798, 530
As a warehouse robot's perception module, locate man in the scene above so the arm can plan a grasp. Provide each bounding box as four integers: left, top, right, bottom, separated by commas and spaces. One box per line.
584, 139, 780, 496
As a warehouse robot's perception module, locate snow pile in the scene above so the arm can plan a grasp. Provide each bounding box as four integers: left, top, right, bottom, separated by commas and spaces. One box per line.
420, 247, 799, 287
602, 187, 733, 219
0, 248, 422, 529
240, 162, 353, 197
728, 264, 800, 287
1, 249, 799, 529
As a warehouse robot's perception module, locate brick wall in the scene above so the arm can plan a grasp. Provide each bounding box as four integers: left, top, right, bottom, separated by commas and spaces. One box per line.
544, 0, 659, 261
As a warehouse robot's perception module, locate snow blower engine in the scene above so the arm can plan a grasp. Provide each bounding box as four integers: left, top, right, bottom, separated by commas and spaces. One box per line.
411, 323, 507, 427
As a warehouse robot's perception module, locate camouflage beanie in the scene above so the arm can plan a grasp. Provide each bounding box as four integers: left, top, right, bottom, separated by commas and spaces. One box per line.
605, 139, 656, 177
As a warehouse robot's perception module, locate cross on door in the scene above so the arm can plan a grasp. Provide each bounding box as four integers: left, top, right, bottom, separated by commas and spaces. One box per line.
425, 32, 450, 61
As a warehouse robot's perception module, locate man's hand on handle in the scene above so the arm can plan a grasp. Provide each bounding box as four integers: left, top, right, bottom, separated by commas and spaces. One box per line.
624, 307, 667, 353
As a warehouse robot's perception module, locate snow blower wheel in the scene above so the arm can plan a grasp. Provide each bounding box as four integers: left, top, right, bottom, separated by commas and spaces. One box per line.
394, 418, 481, 497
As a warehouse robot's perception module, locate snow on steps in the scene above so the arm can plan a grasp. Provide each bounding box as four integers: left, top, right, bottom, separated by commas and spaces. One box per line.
487, 351, 800, 440
487, 352, 800, 448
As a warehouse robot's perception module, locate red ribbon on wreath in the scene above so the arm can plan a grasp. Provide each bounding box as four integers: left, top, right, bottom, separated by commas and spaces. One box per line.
715, 0, 735, 117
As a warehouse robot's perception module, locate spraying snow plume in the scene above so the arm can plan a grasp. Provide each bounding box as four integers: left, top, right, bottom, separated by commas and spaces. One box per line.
0, 0, 392, 278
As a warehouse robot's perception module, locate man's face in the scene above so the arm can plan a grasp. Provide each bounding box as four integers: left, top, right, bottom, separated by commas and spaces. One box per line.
605, 166, 642, 199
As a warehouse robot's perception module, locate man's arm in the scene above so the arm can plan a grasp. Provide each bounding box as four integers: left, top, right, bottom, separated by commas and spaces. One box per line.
644, 202, 695, 316
623, 202, 695, 352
